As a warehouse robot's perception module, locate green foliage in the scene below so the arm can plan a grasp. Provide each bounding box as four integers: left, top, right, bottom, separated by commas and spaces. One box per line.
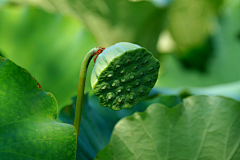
92, 42, 160, 110
96, 95, 240, 160
0, 5, 96, 110
1, 0, 240, 159
157, 0, 240, 87
8, 0, 167, 57
0, 56, 76, 160
59, 93, 181, 160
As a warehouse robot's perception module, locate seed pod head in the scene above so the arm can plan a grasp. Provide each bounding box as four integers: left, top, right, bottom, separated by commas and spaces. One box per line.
91, 42, 160, 111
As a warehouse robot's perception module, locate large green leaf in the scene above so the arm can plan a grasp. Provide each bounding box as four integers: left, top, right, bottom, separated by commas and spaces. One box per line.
96, 95, 240, 160
59, 93, 181, 160
0, 5, 96, 110
0, 56, 76, 159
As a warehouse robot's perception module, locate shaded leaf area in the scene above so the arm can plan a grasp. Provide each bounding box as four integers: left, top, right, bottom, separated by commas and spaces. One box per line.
157, 1, 240, 87
96, 95, 240, 160
9, 0, 168, 58
0, 56, 76, 160
59, 93, 181, 160
0, 5, 96, 110
178, 37, 214, 72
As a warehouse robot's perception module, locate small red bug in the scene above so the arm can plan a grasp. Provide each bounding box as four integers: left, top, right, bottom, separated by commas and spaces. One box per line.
92, 47, 105, 63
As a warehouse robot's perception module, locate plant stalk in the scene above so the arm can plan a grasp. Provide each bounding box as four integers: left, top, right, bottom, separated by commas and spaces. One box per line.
74, 47, 99, 140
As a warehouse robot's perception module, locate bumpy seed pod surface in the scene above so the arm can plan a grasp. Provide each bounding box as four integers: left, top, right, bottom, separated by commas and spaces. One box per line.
91, 42, 160, 111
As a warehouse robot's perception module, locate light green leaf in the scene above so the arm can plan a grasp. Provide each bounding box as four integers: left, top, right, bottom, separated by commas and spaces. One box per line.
0, 5, 96, 109
8, 0, 167, 57
0, 56, 76, 160
96, 95, 240, 160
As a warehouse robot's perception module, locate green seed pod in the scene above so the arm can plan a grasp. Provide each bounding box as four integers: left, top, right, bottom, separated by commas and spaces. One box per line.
91, 42, 160, 111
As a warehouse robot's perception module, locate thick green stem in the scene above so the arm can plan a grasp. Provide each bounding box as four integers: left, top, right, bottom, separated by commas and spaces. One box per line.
74, 47, 99, 140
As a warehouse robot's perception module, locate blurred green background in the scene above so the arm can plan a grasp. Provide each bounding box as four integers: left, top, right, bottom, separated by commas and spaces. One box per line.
0, 0, 240, 112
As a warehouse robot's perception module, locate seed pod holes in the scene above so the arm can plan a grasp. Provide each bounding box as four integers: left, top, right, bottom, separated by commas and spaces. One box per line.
91, 42, 160, 111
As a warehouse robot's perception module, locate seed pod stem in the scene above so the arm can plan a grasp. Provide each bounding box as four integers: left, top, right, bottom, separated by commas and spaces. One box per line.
74, 47, 101, 141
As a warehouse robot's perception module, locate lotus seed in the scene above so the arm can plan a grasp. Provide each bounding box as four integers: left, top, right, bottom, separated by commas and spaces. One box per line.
127, 88, 131, 92
102, 86, 106, 90
121, 79, 125, 83
120, 70, 124, 74
118, 99, 122, 103
136, 57, 141, 61
140, 72, 144, 76
126, 59, 130, 63
112, 83, 116, 87
108, 95, 112, 100
129, 95, 134, 100
133, 66, 138, 70
117, 89, 121, 93
135, 82, 139, 86
142, 60, 148, 65
108, 74, 113, 78
149, 67, 153, 72
130, 75, 134, 80
139, 89, 143, 94
116, 65, 120, 69
147, 78, 151, 82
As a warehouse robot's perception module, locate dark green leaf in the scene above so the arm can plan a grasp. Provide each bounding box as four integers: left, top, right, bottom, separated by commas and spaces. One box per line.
0, 56, 76, 160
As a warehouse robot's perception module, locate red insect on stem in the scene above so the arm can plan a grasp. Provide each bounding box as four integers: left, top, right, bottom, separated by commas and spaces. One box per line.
92, 47, 105, 63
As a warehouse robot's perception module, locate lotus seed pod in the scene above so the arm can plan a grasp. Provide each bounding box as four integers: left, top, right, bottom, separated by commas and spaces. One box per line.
91, 42, 160, 111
